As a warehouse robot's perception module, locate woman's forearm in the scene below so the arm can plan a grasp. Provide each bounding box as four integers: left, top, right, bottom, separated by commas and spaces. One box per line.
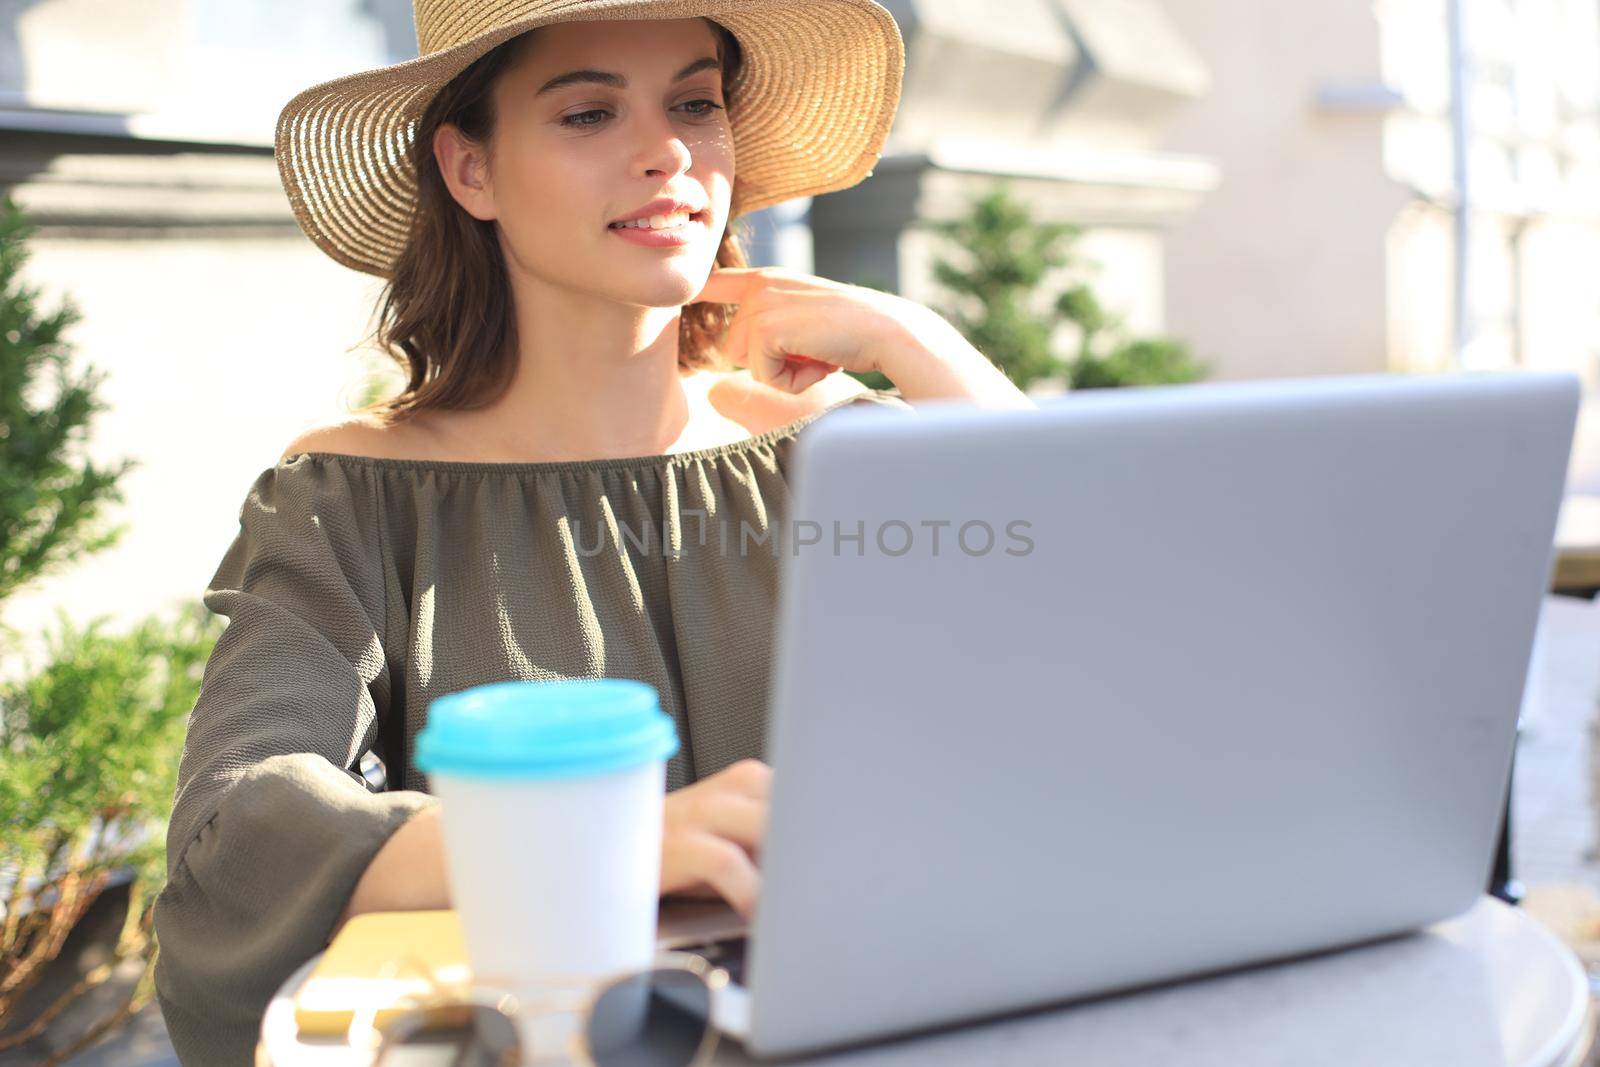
880, 310, 1038, 410
330, 803, 451, 942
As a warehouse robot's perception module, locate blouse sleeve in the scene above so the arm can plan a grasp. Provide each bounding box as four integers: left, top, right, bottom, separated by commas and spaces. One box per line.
151, 459, 439, 1066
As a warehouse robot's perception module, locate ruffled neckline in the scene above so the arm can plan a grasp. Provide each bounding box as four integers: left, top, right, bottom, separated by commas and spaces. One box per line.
277, 394, 855, 477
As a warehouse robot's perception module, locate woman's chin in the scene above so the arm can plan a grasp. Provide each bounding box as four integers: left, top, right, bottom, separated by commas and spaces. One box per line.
623, 271, 709, 309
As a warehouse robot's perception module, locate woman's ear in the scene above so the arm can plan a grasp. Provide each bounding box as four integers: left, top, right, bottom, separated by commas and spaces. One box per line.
433, 122, 498, 222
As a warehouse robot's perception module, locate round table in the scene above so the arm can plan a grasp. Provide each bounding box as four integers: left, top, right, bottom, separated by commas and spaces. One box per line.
261, 896, 1593, 1066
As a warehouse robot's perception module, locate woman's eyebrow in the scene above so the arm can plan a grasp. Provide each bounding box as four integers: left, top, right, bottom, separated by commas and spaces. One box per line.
535, 56, 721, 96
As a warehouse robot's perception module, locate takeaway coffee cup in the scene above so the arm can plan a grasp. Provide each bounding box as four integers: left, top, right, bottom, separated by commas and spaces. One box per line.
414, 678, 679, 1052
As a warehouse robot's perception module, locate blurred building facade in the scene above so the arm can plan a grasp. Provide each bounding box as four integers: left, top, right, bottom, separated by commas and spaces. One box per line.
816, 0, 1217, 357
1159, 0, 1600, 384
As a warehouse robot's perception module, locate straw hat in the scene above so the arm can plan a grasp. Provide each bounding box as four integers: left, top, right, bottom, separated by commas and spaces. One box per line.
274, 0, 905, 278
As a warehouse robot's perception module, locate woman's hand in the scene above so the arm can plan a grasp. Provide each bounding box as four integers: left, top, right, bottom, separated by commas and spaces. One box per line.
689, 266, 1036, 409
659, 757, 771, 920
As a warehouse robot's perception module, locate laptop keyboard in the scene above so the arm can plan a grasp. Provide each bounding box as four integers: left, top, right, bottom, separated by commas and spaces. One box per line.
679, 934, 749, 987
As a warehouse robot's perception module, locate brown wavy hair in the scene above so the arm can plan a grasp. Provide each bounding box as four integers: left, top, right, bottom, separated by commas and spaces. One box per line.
353, 19, 748, 425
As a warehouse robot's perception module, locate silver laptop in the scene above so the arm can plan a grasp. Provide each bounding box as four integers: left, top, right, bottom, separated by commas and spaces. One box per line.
658, 370, 1579, 1059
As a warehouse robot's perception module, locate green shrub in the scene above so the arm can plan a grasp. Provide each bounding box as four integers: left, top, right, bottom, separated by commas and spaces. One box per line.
0, 192, 219, 1060
0, 604, 221, 1056
923, 180, 1210, 391
0, 195, 135, 602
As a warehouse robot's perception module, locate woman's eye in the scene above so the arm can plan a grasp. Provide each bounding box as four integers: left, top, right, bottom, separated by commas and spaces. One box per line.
559, 99, 725, 129
680, 99, 726, 119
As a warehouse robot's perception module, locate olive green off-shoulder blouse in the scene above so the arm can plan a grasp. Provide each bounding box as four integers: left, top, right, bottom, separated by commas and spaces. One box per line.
151, 386, 913, 1065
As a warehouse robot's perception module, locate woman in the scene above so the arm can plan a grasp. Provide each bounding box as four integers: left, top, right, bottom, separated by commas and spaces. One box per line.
152, 2, 1032, 1062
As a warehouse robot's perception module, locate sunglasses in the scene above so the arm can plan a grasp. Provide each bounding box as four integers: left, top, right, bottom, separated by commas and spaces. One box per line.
349, 950, 729, 1066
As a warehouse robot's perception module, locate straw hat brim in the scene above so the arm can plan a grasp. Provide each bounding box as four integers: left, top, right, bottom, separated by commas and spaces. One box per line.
274, 0, 905, 278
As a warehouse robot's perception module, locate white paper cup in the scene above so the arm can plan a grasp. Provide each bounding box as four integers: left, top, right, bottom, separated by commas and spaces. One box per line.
415, 678, 679, 1059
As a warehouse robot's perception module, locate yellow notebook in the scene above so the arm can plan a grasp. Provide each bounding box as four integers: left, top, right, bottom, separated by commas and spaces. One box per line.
294, 909, 471, 1037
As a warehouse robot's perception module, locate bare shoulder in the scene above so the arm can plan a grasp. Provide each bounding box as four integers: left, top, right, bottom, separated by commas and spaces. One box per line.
278, 416, 423, 463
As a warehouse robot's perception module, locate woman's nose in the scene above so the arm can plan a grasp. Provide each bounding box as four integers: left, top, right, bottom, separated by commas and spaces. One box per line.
635, 112, 694, 178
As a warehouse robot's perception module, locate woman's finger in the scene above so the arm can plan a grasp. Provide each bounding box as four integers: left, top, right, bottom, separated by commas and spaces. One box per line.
680, 831, 761, 920
689, 265, 844, 307
778, 358, 839, 395
692, 790, 767, 854
729, 307, 862, 388
717, 758, 773, 800
687, 266, 774, 307
721, 309, 779, 384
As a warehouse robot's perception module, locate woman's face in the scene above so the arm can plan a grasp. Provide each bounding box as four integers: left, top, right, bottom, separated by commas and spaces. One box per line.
443, 17, 735, 310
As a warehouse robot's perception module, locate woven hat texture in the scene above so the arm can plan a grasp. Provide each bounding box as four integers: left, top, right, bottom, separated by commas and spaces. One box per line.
274, 0, 905, 277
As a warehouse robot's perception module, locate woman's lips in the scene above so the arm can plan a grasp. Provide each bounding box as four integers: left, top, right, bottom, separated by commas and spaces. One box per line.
607, 211, 709, 248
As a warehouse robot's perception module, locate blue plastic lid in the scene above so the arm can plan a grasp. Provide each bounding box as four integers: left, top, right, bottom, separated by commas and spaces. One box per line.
415, 678, 679, 780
